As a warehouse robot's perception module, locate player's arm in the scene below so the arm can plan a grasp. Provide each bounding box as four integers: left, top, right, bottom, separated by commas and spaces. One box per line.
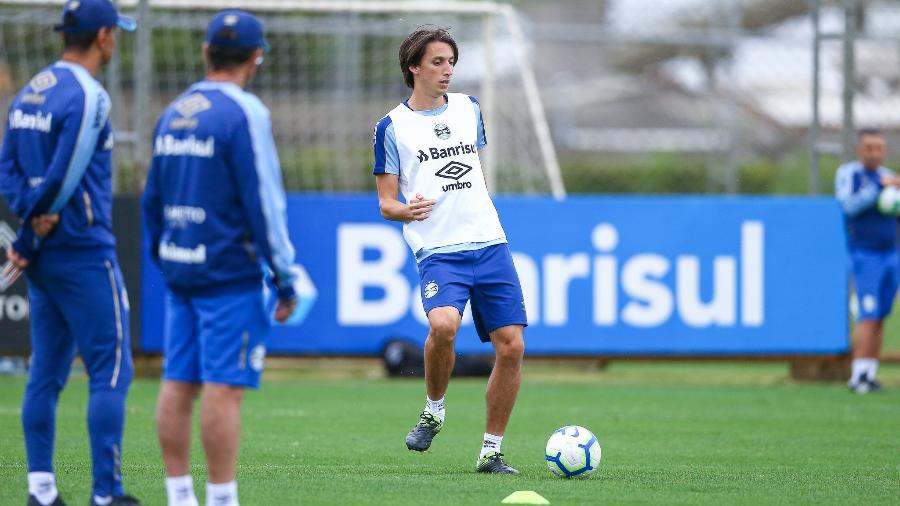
371, 117, 434, 222
140, 123, 164, 266
835, 166, 878, 217
375, 174, 433, 222
0, 112, 32, 217
229, 108, 298, 317
12, 87, 106, 259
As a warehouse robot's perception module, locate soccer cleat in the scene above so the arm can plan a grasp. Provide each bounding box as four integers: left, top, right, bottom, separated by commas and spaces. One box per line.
848, 373, 882, 394
405, 411, 443, 451
89, 495, 141, 506
27, 495, 66, 506
476, 451, 519, 475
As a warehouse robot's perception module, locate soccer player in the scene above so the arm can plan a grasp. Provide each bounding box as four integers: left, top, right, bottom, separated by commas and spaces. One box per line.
142, 10, 298, 506
372, 26, 527, 474
835, 128, 900, 394
0, 1, 139, 505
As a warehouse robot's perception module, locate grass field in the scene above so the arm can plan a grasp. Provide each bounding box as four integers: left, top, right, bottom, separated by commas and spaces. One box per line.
0, 362, 898, 506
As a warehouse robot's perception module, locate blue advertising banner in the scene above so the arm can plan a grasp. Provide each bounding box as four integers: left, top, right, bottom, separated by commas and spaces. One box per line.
141, 195, 850, 356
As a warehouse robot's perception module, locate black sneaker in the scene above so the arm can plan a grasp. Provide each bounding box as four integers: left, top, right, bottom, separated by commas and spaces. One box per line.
405, 411, 443, 452
867, 379, 883, 392
90, 495, 141, 506
848, 373, 870, 394
27, 495, 66, 506
475, 451, 519, 475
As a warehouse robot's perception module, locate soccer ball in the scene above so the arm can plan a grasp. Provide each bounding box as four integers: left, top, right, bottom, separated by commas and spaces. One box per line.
877, 186, 900, 215
545, 425, 601, 478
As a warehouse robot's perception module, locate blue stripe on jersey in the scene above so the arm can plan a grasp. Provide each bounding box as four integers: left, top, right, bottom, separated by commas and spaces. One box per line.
49, 62, 105, 213
214, 83, 297, 286
372, 115, 392, 175
469, 95, 487, 148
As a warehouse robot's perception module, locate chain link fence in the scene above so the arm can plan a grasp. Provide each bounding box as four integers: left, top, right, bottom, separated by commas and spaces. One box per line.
2, 0, 900, 195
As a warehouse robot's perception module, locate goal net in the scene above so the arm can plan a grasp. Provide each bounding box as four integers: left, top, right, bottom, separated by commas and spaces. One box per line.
0, 0, 564, 197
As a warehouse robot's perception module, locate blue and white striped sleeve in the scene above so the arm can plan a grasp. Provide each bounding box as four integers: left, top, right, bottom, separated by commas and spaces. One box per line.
835, 163, 878, 217
372, 115, 400, 176
223, 90, 297, 298
469, 95, 487, 149
12, 75, 108, 259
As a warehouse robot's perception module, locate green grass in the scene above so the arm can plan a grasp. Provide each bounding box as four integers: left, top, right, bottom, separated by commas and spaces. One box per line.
1, 362, 899, 505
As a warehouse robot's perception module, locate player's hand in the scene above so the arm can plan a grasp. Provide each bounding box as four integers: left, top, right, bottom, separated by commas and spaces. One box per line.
408, 193, 436, 221
274, 297, 298, 323
31, 213, 60, 238
881, 175, 900, 188
2, 248, 26, 289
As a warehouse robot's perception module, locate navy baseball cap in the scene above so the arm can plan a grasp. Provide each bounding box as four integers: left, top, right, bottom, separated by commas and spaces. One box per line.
206, 10, 270, 52
54, 0, 137, 34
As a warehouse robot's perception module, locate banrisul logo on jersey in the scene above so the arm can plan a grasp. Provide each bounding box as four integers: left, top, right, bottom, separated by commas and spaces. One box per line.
435, 161, 474, 192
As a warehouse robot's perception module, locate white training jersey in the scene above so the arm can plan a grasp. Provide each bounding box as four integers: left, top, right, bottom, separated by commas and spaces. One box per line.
385, 93, 506, 254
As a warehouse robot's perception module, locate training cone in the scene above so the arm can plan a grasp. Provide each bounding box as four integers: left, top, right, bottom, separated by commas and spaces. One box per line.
501, 490, 550, 505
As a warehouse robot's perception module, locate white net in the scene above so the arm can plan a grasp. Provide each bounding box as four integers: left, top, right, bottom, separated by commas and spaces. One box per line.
0, 0, 563, 196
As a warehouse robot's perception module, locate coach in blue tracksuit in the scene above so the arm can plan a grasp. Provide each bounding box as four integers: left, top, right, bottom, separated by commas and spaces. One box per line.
0, 2, 140, 506
142, 10, 298, 506
835, 128, 899, 394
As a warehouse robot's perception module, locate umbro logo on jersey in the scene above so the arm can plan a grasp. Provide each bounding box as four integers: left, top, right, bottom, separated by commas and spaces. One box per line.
436, 161, 474, 192
435, 161, 473, 181
434, 123, 451, 140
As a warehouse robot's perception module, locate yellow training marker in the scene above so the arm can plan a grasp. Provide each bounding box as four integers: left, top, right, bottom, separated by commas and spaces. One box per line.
501, 490, 550, 505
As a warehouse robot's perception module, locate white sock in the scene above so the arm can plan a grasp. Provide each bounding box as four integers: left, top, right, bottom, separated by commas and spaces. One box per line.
27, 472, 58, 506
166, 475, 199, 506
866, 359, 879, 381
93, 496, 112, 506
480, 433, 503, 458
850, 358, 878, 384
206, 481, 238, 506
425, 396, 445, 421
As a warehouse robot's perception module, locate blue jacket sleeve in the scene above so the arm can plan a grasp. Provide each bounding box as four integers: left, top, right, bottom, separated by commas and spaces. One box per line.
0, 114, 32, 217
229, 107, 297, 300
141, 122, 164, 266
835, 164, 878, 217
12, 86, 107, 259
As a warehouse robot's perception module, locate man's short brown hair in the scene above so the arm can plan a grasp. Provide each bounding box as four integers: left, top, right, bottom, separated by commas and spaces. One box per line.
398, 26, 458, 89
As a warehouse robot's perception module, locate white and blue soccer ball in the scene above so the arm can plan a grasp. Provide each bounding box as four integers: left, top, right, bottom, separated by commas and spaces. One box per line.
545, 425, 601, 478
877, 186, 900, 216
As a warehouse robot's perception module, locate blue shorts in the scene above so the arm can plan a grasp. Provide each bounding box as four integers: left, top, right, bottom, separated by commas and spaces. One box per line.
417, 244, 527, 342
162, 288, 269, 388
851, 248, 900, 320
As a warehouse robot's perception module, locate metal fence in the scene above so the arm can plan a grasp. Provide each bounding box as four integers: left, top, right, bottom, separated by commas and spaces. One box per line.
2, 0, 900, 195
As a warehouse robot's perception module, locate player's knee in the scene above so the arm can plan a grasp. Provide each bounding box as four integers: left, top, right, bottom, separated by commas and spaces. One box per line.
493, 330, 525, 360
496, 338, 525, 361
428, 311, 461, 343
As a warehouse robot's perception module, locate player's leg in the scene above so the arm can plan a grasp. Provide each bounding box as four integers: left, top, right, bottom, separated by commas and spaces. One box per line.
195, 289, 269, 506
469, 244, 527, 474
406, 253, 471, 452
56, 259, 138, 505
425, 306, 461, 405
864, 250, 900, 391
848, 250, 887, 393
199, 384, 245, 482
22, 274, 76, 506
156, 291, 203, 506
484, 324, 525, 438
